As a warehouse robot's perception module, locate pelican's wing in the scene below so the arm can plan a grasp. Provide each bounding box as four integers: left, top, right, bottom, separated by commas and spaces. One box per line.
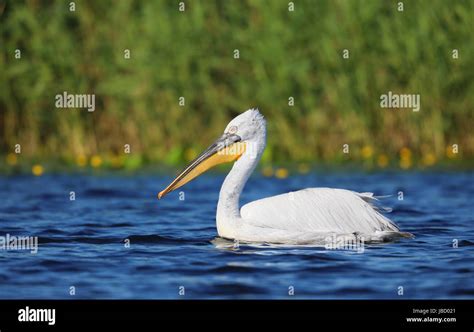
240, 188, 399, 234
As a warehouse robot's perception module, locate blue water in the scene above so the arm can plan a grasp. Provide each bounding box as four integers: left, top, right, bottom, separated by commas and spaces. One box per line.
0, 171, 473, 299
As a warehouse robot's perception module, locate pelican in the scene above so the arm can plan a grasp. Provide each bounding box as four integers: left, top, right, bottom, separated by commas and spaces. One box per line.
158, 109, 412, 245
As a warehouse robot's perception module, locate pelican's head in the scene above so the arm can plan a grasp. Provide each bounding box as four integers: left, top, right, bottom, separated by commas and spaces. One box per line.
158, 108, 265, 199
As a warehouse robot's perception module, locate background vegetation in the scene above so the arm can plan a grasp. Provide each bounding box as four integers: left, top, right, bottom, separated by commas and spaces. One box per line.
1, 0, 473, 174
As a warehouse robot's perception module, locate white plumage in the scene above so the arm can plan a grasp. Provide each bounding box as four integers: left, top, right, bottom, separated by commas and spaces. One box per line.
236, 188, 408, 244
242, 188, 398, 234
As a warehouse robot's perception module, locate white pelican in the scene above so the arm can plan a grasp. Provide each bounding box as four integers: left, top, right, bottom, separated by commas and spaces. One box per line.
158, 109, 412, 245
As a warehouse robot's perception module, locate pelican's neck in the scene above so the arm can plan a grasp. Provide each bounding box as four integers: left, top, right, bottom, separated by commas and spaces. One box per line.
216, 135, 265, 238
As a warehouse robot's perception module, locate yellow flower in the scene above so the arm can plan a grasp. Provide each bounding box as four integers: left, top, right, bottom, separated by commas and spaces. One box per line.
422, 153, 436, 166
275, 167, 289, 179
76, 154, 87, 167
90, 155, 102, 168
361, 146, 373, 159
399, 147, 412, 159
399, 147, 412, 169
6, 153, 17, 166
32, 164, 44, 176
377, 154, 389, 168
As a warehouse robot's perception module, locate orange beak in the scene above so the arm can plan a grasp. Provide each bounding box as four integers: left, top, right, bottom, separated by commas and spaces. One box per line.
158, 134, 246, 199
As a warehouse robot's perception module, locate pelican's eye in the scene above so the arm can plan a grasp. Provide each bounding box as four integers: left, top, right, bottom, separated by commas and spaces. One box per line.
228, 125, 238, 134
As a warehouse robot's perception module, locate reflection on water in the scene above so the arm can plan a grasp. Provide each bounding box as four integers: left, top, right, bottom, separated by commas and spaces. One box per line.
0, 171, 473, 299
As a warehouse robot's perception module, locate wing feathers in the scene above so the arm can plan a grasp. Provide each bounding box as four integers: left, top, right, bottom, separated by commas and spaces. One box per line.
241, 188, 399, 235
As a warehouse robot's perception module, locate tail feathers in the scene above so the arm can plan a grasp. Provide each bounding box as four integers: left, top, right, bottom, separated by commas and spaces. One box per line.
357, 192, 393, 213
